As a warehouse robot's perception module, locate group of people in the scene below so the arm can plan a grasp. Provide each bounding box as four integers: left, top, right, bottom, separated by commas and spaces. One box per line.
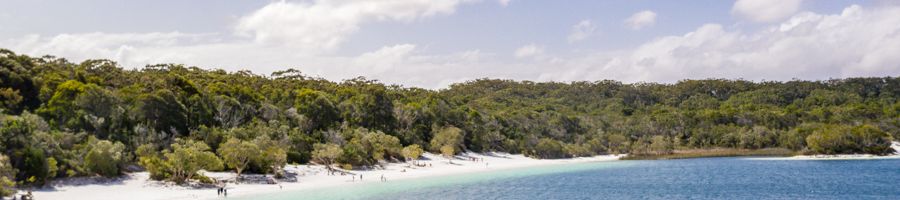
413, 162, 432, 167
217, 186, 228, 197
11, 191, 33, 200
350, 174, 389, 182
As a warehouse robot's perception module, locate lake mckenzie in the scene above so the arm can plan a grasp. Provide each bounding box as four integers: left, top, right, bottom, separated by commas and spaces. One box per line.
236, 157, 900, 200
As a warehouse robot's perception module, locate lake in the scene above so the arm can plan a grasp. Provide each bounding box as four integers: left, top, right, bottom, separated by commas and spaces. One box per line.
239, 157, 900, 200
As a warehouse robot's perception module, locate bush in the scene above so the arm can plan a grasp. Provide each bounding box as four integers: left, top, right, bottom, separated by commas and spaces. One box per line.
533, 138, 567, 159
84, 139, 126, 177
19, 147, 49, 185
852, 125, 894, 155
0, 154, 17, 197
806, 124, 894, 155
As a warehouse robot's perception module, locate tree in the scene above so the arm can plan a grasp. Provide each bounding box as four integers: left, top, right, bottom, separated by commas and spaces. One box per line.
0, 50, 41, 114
260, 146, 288, 177
37, 80, 86, 129
253, 135, 287, 176
851, 124, 894, 155
294, 89, 340, 131
649, 136, 673, 155
217, 138, 259, 179
401, 144, 424, 163
0, 154, 16, 197
136, 144, 170, 181
440, 145, 456, 163
430, 126, 464, 154
606, 134, 628, 154
533, 138, 566, 159
19, 147, 49, 185
137, 89, 189, 141
806, 125, 856, 154
163, 139, 223, 184
312, 143, 343, 167
84, 138, 127, 177
358, 130, 402, 162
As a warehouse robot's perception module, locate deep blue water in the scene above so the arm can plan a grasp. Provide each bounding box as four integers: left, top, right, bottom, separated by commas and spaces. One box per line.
241, 158, 900, 200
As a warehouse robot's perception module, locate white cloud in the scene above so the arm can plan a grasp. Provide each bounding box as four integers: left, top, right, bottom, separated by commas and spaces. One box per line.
235, 0, 476, 53
624, 10, 657, 30
498, 0, 512, 7
354, 44, 417, 74
514, 44, 543, 58
3, 4, 900, 89
1, 32, 217, 67
732, 0, 803, 23
540, 5, 900, 83
567, 20, 596, 43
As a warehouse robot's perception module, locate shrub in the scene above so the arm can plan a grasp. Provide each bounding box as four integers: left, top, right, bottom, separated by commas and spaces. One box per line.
84, 139, 126, 177
534, 138, 567, 159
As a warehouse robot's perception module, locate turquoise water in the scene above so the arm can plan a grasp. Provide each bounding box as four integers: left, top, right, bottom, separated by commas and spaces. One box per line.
236, 158, 900, 200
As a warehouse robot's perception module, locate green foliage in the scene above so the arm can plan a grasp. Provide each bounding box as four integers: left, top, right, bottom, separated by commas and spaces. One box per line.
84, 138, 127, 177
138, 140, 222, 184
0, 49, 898, 184
806, 124, 894, 155
19, 147, 49, 185
649, 136, 674, 155
312, 143, 343, 166
136, 144, 170, 180
401, 144, 424, 162
164, 139, 223, 183
355, 129, 402, 162
0, 154, 17, 197
850, 124, 894, 155
533, 138, 567, 159
430, 126, 464, 155
217, 138, 259, 177
0, 50, 41, 114
294, 89, 340, 131
253, 136, 288, 175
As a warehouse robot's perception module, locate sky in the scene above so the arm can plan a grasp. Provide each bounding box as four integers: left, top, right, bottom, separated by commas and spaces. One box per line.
1, 0, 899, 89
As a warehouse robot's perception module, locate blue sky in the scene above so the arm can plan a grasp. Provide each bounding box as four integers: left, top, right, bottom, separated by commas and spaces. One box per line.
1, 0, 898, 88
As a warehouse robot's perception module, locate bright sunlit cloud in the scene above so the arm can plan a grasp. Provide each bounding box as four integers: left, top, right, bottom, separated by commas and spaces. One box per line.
1, 1, 897, 89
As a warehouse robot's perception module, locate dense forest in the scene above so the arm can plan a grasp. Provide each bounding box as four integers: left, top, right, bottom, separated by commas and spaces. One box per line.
0, 49, 897, 193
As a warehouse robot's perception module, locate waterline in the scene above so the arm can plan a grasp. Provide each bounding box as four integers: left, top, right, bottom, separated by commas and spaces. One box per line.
232, 161, 635, 200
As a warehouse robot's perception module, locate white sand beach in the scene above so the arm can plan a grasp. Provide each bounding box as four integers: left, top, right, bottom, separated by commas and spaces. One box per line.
748, 141, 900, 160
31, 153, 623, 200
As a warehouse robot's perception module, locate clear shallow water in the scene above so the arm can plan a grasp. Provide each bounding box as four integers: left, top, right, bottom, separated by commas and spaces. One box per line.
237, 158, 900, 200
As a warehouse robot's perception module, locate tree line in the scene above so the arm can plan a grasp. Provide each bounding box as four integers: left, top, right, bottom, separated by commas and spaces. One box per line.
0, 49, 897, 193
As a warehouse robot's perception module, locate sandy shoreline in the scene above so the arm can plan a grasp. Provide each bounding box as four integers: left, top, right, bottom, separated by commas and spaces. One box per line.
29, 142, 900, 200
31, 153, 623, 200
748, 142, 900, 160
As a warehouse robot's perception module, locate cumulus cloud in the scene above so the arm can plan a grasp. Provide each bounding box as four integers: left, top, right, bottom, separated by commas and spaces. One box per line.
498, 0, 512, 7
235, 0, 476, 53
732, 0, 803, 23
567, 20, 596, 43
540, 5, 900, 83
1, 32, 218, 67
3, 4, 899, 89
624, 10, 657, 30
514, 44, 543, 58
